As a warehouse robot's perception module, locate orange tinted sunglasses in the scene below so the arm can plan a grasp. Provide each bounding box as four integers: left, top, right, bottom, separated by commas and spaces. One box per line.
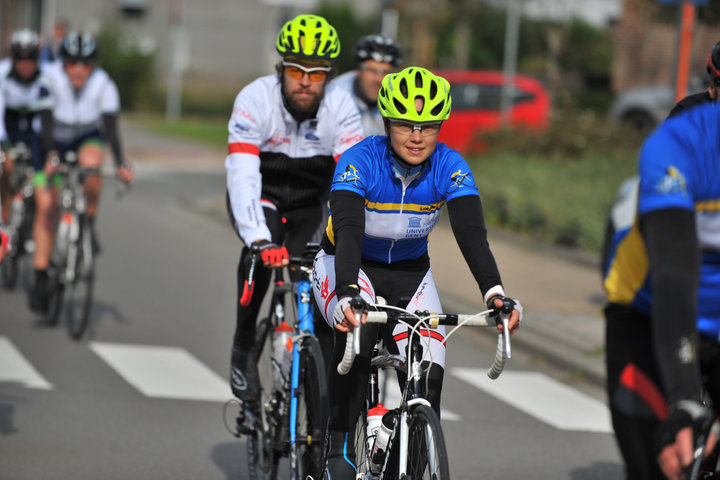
282, 62, 331, 82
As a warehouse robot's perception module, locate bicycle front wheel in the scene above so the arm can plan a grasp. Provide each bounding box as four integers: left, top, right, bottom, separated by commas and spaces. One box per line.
65, 217, 95, 340
404, 404, 450, 480
246, 316, 280, 480
291, 335, 329, 480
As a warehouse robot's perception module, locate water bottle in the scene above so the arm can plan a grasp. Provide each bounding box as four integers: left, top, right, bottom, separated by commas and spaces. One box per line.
366, 403, 389, 470
370, 409, 396, 472
272, 321, 292, 391
281, 336, 293, 383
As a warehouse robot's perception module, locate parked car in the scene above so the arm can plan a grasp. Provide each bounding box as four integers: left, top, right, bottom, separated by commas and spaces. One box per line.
608, 75, 706, 131
433, 70, 551, 153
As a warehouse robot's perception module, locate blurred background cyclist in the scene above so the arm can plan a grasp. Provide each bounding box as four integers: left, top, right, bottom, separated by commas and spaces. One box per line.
333, 34, 403, 136
0, 29, 56, 282
32, 31, 133, 313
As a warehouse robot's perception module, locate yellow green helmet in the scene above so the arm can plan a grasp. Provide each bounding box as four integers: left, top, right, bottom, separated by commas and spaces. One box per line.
378, 67, 451, 122
276, 14, 340, 64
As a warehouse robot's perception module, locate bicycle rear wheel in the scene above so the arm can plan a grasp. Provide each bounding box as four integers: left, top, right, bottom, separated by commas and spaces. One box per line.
404, 404, 450, 480
292, 335, 329, 480
65, 216, 95, 340
246, 316, 280, 480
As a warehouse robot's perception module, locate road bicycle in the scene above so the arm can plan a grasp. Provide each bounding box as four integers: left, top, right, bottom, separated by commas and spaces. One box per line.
335, 296, 514, 480
226, 242, 329, 480
0, 142, 36, 289
45, 151, 99, 339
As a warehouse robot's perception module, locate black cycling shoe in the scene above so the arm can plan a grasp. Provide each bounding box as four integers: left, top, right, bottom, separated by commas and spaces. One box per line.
29, 269, 49, 313
324, 430, 357, 480
230, 345, 260, 405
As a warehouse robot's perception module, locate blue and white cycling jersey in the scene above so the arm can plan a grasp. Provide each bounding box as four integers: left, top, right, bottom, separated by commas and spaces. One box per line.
327, 135, 479, 264
603, 102, 720, 338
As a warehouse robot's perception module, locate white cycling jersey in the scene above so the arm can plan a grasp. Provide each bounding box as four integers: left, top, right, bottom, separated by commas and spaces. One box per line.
0, 58, 54, 142
43, 62, 120, 143
225, 73, 364, 246
333, 70, 385, 137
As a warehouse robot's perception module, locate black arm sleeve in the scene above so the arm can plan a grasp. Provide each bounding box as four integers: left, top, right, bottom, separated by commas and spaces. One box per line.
330, 190, 366, 297
447, 195, 502, 295
640, 208, 702, 404
101, 113, 125, 167
38, 109, 55, 156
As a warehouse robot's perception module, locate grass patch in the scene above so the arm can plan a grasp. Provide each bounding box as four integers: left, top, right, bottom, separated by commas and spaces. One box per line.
134, 114, 228, 147
469, 149, 637, 251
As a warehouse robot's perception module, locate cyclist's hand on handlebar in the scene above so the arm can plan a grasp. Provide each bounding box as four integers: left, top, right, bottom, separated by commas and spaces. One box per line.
487, 294, 523, 334
332, 296, 367, 332
116, 162, 134, 184
656, 399, 719, 480
252, 240, 289, 268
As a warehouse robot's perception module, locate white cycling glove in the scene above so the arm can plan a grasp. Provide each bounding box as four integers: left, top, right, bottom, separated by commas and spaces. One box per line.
333, 296, 353, 326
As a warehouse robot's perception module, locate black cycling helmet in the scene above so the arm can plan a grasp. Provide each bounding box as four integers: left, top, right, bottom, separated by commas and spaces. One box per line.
10, 29, 40, 60
354, 34, 403, 67
60, 31, 98, 63
707, 41, 720, 77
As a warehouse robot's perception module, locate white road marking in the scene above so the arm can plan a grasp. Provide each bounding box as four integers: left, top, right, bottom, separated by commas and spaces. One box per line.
0, 336, 53, 389
90, 342, 231, 402
451, 367, 612, 433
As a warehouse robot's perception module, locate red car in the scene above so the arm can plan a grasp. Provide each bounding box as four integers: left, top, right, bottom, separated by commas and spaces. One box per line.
433, 70, 550, 153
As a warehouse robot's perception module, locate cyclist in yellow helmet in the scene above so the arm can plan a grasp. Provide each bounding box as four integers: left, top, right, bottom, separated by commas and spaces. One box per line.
225, 14, 363, 408
311, 66, 522, 478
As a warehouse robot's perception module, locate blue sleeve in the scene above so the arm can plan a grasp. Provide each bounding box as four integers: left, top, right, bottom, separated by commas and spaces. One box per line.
331, 138, 373, 196
435, 144, 479, 201
637, 119, 697, 216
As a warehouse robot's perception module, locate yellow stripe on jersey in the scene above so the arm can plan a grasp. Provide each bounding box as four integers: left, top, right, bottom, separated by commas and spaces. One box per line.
326, 215, 336, 245
365, 199, 445, 213
603, 218, 649, 305
697, 199, 720, 212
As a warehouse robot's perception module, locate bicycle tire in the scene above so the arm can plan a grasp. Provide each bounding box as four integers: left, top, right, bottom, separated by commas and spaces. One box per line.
65, 217, 95, 340
351, 403, 372, 477
403, 404, 450, 480
291, 335, 329, 480
246, 316, 280, 480
1, 252, 20, 289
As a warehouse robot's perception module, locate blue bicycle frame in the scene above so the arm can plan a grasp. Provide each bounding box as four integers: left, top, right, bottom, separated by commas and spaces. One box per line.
288, 277, 315, 450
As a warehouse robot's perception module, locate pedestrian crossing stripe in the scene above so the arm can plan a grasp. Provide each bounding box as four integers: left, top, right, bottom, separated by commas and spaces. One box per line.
89, 342, 231, 402
0, 336, 53, 390
451, 367, 612, 433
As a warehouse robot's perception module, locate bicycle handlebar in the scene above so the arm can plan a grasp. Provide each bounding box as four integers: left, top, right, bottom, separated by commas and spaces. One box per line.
238, 242, 319, 307
337, 296, 512, 379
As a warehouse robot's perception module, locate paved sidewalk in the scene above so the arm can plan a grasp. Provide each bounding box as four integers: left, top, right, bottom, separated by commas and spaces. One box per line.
120, 117, 608, 388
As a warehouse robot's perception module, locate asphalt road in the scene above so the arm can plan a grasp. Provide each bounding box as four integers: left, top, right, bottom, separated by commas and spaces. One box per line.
0, 165, 623, 479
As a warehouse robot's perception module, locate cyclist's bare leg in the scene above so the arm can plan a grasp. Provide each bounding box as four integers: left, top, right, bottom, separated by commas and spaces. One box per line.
0, 156, 15, 222
32, 184, 57, 270
78, 143, 103, 217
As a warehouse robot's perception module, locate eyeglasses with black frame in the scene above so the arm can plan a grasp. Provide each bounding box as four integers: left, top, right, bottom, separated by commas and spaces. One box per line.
282, 61, 331, 82
388, 120, 442, 137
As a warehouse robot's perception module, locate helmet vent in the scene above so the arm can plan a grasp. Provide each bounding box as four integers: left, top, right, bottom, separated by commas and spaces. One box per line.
393, 98, 407, 114
431, 101, 445, 116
